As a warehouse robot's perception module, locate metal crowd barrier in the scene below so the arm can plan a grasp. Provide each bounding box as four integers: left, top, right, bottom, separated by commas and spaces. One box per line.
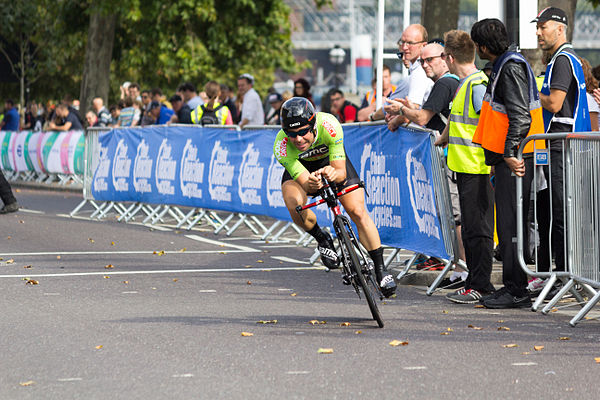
517, 133, 600, 326
390, 127, 466, 295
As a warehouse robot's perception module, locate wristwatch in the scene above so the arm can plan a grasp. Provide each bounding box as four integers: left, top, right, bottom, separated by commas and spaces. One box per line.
369, 112, 375, 121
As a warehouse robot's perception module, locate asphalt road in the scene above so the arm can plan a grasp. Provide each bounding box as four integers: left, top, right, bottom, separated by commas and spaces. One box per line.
1, 188, 599, 399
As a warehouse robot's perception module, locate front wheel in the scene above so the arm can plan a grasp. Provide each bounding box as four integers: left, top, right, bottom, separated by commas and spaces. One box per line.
336, 217, 384, 328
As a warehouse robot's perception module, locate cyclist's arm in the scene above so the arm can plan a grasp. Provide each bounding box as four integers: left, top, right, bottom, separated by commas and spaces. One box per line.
315, 160, 346, 184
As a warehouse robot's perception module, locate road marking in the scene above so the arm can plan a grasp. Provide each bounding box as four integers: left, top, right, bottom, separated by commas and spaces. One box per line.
122, 291, 138, 294
512, 362, 538, 366
0, 250, 251, 257
172, 374, 194, 378
19, 209, 45, 214
185, 234, 260, 252
199, 289, 217, 293
271, 256, 310, 264
403, 366, 427, 370
58, 378, 83, 382
260, 245, 299, 248
0, 266, 326, 279
286, 371, 310, 375
277, 288, 294, 291
44, 293, 61, 296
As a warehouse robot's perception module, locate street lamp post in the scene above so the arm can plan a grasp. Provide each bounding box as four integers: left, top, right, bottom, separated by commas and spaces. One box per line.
329, 45, 346, 88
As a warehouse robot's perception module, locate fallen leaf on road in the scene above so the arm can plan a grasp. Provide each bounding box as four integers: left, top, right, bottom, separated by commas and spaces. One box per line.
534, 345, 544, 351
389, 340, 409, 347
257, 260, 264, 263
474, 304, 485, 308
95, 345, 103, 349
6, 236, 11, 240
340, 322, 351, 327
446, 328, 453, 332
317, 348, 333, 354
244, 265, 253, 268
440, 332, 450, 335
23, 278, 38, 285
6, 259, 14, 264
153, 250, 165, 256
103, 276, 110, 279
503, 344, 519, 348
19, 381, 35, 386
309, 320, 326, 325
246, 281, 252, 285
173, 279, 178, 282
180, 248, 186, 252
290, 293, 297, 297
88, 238, 94, 243
442, 310, 448, 314
15, 189, 20, 193
110, 241, 115, 246
23, 265, 32, 269
497, 320, 505, 323
19, 220, 24, 224
559, 337, 570, 341
104, 264, 114, 269
56, 255, 61, 259
355, 330, 362, 334
550, 308, 558, 313
257, 320, 278, 324
522, 352, 531, 355
498, 327, 511, 331
123, 281, 129, 284
468, 325, 483, 330
595, 357, 600, 363
241, 332, 254, 337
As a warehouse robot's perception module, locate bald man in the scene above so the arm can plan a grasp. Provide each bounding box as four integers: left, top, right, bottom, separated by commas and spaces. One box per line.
92, 97, 111, 127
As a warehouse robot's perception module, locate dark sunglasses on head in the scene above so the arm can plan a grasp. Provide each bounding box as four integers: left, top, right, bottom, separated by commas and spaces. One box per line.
285, 126, 312, 138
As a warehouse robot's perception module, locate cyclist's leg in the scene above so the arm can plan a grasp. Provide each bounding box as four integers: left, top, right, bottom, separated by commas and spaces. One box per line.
340, 189, 396, 297
281, 179, 339, 268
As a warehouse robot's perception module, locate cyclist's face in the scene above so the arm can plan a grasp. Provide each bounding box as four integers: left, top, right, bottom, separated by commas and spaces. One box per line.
288, 124, 314, 151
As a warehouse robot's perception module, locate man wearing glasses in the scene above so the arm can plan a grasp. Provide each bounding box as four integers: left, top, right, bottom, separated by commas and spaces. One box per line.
385, 24, 433, 131
273, 97, 397, 298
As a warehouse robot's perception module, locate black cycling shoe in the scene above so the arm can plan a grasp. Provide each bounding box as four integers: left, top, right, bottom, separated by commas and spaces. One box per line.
317, 230, 339, 270
380, 274, 397, 298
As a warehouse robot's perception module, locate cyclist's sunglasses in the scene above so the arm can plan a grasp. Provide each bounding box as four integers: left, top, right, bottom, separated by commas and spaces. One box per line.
286, 126, 312, 138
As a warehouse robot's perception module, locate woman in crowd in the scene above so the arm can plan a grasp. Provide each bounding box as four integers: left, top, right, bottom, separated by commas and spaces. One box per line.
581, 57, 599, 131
293, 78, 314, 106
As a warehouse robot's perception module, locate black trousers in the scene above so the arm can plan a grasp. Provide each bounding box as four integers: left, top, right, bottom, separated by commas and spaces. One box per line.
495, 160, 534, 297
0, 169, 16, 206
456, 172, 495, 293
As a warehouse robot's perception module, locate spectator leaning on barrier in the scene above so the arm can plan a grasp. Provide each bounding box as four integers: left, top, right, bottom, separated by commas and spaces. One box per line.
140, 90, 153, 126
191, 81, 233, 126
118, 97, 137, 127
169, 94, 192, 124
470, 19, 545, 309
330, 89, 358, 123
1, 99, 20, 131
92, 97, 111, 128
48, 104, 84, 131
433, 30, 494, 304
219, 84, 238, 124
357, 65, 396, 122
179, 82, 204, 111
534, 7, 590, 277
265, 92, 283, 125
237, 73, 264, 128
85, 110, 98, 127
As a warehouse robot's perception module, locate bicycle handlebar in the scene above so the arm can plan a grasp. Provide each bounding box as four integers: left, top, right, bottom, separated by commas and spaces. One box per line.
295, 181, 364, 214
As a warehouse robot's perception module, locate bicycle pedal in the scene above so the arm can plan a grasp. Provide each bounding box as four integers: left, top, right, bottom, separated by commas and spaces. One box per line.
342, 277, 352, 285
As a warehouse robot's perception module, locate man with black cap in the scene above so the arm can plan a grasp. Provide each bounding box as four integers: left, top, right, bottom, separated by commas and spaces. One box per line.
533, 6, 590, 278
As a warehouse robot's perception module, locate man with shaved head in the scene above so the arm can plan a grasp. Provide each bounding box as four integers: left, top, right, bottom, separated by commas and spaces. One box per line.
92, 97, 111, 127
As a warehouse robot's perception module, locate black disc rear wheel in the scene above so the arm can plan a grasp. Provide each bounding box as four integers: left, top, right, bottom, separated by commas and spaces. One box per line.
338, 221, 384, 328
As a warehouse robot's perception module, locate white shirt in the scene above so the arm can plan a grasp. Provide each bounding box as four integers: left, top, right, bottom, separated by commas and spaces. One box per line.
241, 88, 264, 125
407, 61, 434, 106
586, 92, 600, 128
187, 95, 204, 110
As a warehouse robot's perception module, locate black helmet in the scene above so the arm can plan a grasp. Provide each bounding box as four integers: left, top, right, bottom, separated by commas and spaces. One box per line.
280, 97, 316, 137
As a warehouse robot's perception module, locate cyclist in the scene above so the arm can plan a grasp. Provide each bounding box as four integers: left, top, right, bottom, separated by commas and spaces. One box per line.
273, 97, 397, 298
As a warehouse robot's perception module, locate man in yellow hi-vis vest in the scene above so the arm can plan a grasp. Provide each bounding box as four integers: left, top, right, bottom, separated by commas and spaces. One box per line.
436, 30, 495, 304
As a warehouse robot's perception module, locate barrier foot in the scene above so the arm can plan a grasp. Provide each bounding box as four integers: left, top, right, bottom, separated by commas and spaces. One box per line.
271, 222, 292, 241
226, 214, 247, 236
261, 220, 283, 241
69, 199, 89, 217
250, 216, 268, 236
96, 201, 116, 219
117, 202, 139, 222
532, 274, 557, 312
89, 202, 108, 219
541, 278, 574, 315
569, 289, 600, 327
395, 253, 419, 281
142, 205, 162, 224
125, 203, 145, 222
426, 259, 453, 296
214, 213, 235, 234
177, 208, 197, 229
186, 209, 207, 230
150, 205, 171, 225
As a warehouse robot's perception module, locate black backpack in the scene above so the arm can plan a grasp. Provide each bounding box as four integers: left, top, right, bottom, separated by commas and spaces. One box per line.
200, 104, 224, 125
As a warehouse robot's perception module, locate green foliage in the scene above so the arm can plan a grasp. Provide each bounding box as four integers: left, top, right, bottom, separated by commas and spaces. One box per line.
2, 0, 302, 103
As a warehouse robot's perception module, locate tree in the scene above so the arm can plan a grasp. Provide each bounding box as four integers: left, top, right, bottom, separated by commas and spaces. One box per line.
0, 1, 55, 107
421, 0, 461, 40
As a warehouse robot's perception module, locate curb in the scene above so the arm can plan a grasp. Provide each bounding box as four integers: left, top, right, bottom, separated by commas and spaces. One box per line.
389, 265, 504, 287
10, 180, 83, 194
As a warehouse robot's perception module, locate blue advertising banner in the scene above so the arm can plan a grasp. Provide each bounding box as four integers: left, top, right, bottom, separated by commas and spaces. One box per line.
92, 124, 448, 259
